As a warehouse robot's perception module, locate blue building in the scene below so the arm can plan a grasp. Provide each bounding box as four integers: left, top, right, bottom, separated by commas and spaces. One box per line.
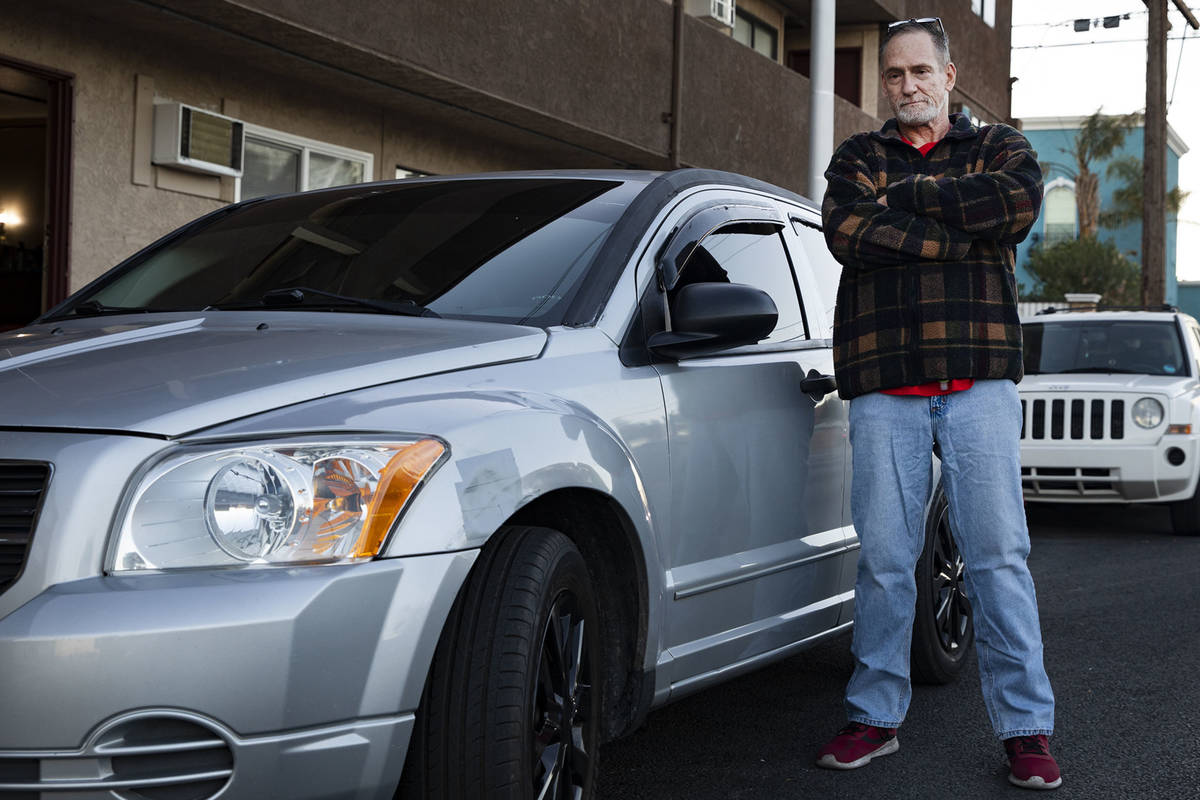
1015, 116, 1188, 306
1177, 281, 1200, 320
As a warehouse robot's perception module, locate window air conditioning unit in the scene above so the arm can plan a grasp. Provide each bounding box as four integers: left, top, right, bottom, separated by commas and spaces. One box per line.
152, 102, 245, 177
686, 0, 736, 30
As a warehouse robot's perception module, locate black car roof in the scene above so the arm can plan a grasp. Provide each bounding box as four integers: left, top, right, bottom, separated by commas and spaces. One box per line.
348, 168, 819, 326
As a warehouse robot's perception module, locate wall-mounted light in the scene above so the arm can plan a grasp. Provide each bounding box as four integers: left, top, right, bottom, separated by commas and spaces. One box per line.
0, 208, 19, 244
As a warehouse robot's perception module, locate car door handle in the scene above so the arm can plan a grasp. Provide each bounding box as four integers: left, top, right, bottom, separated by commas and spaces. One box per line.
801, 369, 838, 401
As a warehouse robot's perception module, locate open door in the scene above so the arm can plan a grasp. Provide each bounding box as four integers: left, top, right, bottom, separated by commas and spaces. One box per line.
0, 55, 72, 330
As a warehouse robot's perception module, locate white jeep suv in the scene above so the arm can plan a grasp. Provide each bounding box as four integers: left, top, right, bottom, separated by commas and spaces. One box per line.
1019, 307, 1200, 534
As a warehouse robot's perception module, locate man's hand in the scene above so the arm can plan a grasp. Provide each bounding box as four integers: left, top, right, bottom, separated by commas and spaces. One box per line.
878, 127, 1043, 243
821, 135, 975, 267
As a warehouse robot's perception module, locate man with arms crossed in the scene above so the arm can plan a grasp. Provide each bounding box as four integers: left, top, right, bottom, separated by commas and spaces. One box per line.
815, 18, 1060, 790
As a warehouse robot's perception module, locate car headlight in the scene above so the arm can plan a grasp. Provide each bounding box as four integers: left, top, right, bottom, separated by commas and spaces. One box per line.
1132, 398, 1165, 429
109, 438, 446, 572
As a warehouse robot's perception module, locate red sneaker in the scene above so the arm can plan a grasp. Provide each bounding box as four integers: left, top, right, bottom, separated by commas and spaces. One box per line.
1004, 735, 1062, 790
815, 722, 899, 769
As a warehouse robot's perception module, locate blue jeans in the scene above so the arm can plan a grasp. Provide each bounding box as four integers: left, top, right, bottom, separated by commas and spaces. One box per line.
844, 379, 1055, 738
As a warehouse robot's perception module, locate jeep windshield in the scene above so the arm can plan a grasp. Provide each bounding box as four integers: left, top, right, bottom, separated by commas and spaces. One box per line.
1023, 319, 1189, 377
50, 177, 642, 326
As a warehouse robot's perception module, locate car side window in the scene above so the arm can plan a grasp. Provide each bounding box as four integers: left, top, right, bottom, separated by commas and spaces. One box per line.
1190, 326, 1200, 372
679, 230, 808, 344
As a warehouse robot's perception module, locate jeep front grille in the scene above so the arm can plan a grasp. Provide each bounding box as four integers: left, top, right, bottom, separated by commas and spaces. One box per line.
1021, 466, 1118, 497
1021, 398, 1125, 441
0, 461, 50, 596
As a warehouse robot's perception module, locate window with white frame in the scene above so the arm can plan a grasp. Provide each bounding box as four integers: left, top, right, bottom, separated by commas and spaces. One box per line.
971, 0, 996, 27
238, 124, 374, 201
1042, 179, 1077, 246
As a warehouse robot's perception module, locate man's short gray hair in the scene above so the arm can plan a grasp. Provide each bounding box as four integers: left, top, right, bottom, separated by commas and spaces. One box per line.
879, 20, 952, 67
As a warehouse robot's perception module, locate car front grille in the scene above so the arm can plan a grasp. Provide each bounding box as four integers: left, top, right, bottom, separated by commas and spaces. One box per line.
1020, 397, 1125, 441
0, 714, 234, 800
0, 461, 50, 597
1021, 466, 1119, 497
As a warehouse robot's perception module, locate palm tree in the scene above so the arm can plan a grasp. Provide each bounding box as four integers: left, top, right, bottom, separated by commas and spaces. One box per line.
1099, 154, 1188, 230
1040, 110, 1141, 238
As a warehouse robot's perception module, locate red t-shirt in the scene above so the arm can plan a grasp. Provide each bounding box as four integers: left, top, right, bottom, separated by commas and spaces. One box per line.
881, 137, 974, 398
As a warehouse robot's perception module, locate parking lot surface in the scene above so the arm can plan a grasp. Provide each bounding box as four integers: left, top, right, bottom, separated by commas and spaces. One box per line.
598, 502, 1200, 799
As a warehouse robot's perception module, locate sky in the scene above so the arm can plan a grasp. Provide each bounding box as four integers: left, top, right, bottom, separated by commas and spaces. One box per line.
1009, 0, 1200, 280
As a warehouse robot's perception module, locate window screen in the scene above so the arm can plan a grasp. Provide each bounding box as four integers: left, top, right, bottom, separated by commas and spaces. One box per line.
243, 137, 301, 200
309, 152, 365, 190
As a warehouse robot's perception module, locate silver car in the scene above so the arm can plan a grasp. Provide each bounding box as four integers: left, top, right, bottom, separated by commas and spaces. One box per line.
0, 170, 969, 799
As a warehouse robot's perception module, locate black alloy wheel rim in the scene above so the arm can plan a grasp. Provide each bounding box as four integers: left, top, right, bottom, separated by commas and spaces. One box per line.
931, 505, 971, 653
532, 590, 592, 800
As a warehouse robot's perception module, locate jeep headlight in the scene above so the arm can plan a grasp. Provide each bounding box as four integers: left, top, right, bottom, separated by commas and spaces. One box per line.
109, 438, 446, 572
1132, 398, 1164, 429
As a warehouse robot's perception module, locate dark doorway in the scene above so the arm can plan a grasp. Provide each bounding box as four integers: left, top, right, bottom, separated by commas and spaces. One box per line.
788, 47, 863, 108
0, 55, 72, 330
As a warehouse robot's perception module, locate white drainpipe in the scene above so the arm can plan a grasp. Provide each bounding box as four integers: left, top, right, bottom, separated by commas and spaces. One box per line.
808, 0, 836, 202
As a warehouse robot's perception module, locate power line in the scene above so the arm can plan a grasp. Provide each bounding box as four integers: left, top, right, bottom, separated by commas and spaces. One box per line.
1014, 35, 1192, 49
1012, 9, 1146, 29
1169, 23, 1191, 108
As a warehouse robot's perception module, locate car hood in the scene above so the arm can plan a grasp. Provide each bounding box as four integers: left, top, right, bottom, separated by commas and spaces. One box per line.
1020, 372, 1197, 396
0, 312, 547, 436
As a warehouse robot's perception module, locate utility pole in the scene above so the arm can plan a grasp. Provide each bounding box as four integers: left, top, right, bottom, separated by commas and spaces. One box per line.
1143, 1, 1167, 305
1142, 0, 1198, 305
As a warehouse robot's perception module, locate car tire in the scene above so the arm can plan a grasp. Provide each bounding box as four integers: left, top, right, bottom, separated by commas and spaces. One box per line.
398, 525, 601, 800
911, 484, 974, 685
1169, 484, 1200, 535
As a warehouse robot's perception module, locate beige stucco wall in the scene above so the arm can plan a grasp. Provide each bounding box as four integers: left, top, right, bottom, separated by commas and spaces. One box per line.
2, 8, 223, 290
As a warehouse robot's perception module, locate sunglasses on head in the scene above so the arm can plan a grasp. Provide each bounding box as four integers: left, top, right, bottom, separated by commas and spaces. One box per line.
886, 17, 945, 38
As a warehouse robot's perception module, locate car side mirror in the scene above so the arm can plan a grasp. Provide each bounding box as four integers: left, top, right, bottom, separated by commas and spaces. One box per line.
647, 282, 778, 360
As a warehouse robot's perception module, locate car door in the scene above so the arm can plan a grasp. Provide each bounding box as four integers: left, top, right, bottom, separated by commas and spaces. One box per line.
787, 209, 859, 627
638, 195, 852, 695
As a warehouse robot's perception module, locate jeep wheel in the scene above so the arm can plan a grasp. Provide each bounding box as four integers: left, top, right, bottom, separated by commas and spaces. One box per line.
911, 484, 974, 684
1169, 484, 1200, 535
399, 525, 600, 800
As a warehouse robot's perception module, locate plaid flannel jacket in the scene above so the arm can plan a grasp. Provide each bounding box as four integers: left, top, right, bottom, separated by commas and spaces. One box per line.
821, 113, 1042, 399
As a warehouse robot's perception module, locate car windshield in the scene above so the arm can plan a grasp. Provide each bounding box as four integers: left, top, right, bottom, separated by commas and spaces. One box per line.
1023, 319, 1188, 377
54, 177, 639, 326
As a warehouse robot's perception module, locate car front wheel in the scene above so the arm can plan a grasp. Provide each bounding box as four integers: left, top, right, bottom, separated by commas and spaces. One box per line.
911, 483, 974, 684
399, 525, 600, 800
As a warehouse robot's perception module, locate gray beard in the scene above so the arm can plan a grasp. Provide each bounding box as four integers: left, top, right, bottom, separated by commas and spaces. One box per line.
894, 93, 946, 126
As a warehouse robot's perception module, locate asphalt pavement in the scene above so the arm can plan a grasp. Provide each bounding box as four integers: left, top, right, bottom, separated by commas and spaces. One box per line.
597, 502, 1200, 799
